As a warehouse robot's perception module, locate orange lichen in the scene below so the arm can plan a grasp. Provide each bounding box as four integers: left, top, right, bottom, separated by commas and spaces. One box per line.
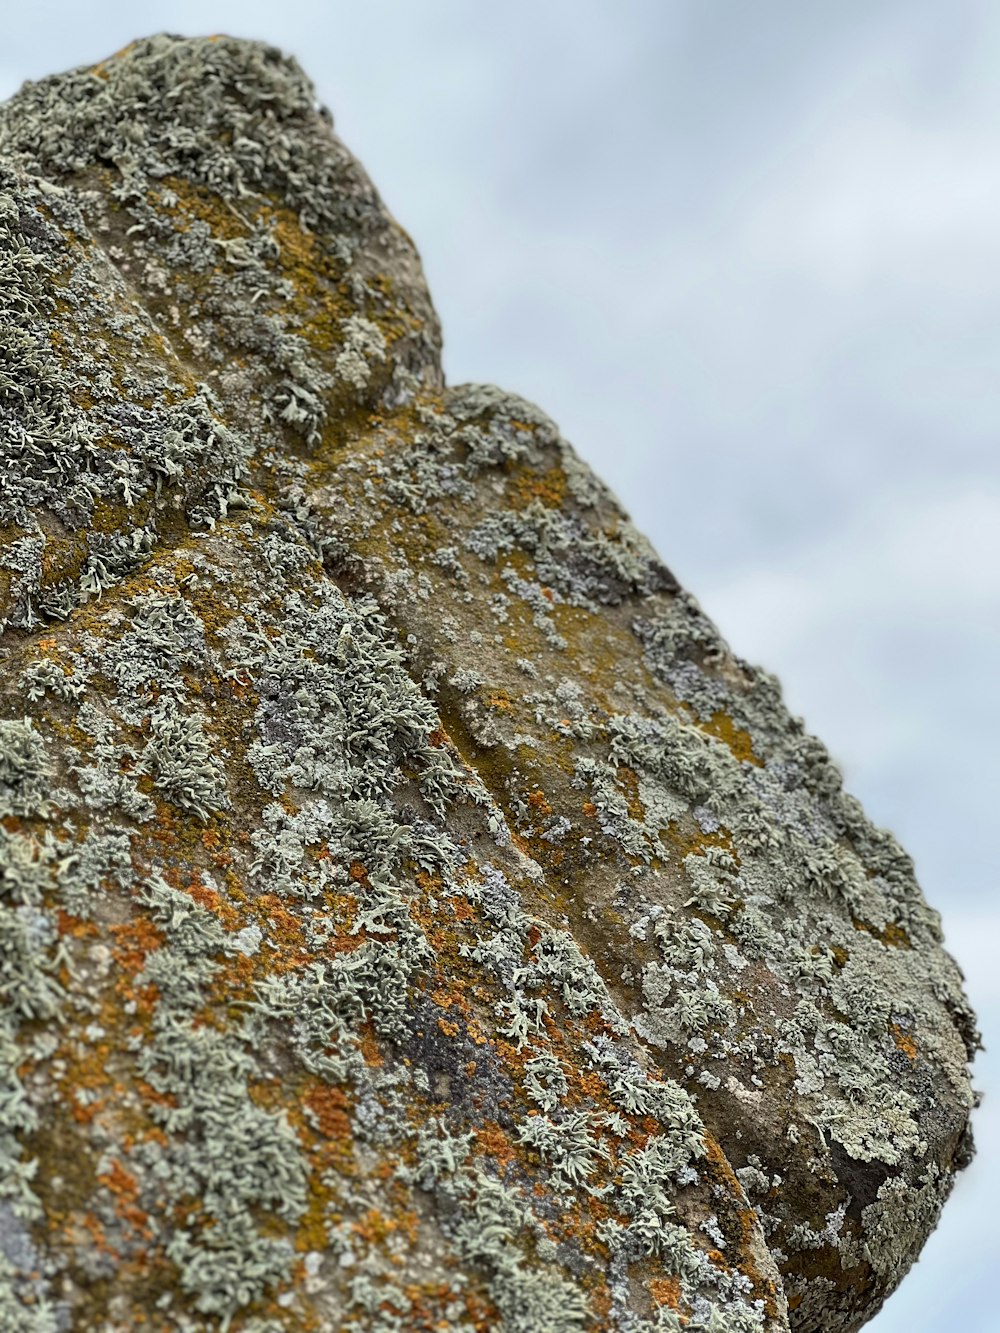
98, 1158, 153, 1241
649, 1275, 681, 1308
526, 788, 553, 818
474, 1122, 519, 1170
183, 876, 242, 929
890, 1024, 918, 1061
109, 918, 165, 975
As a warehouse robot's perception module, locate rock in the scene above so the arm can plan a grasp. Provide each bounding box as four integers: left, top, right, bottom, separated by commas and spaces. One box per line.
0, 33, 977, 1333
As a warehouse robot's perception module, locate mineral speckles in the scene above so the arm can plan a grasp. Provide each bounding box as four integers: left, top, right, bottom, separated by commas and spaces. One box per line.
0, 30, 977, 1333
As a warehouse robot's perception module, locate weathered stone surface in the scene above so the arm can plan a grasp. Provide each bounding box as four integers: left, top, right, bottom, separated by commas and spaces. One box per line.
0, 34, 977, 1333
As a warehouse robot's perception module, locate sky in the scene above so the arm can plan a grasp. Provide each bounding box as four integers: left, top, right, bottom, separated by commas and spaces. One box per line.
2, 3, 997, 1328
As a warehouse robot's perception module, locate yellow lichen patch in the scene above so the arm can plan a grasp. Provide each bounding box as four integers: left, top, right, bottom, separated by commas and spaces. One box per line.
851, 917, 912, 949
443, 893, 476, 925
397, 1283, 498, 1333
430, 983, 470, 1017
352, 1203, 420, 1253
108, 918, 164, 1020
474, 1121, 520, 1171
302, 1081, 354, 1145
251, 894, 310, 968
97, 1157, 153, 1244
355, 1021, 385, 1069
179, 873, 243, 930
262, 205, 354, 353
206, 950, 257, 1020
152, 175, 252, 245
660, 816, 738, 865
293, 1182, 334, 1258
508, 464, 568, 511
690, 708, 763, 767
291, 1080, 360, 1254
56, 909, 99, 944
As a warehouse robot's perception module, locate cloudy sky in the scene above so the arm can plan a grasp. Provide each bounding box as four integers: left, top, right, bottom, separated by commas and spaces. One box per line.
2, 3, 996, 1328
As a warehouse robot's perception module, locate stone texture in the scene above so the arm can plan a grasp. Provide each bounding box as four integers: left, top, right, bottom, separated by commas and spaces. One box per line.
0, 33, 977, 1333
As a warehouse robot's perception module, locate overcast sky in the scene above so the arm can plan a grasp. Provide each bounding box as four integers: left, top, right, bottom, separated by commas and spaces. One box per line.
2, 4, 996, 1328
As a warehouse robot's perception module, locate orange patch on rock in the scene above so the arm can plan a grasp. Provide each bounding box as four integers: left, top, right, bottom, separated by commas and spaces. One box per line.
57, 910, 99, 940
445, 894, 476, 921
698, 709, 763, 766
109, 918, 164, 973
474, 1122, 519, 1169
358, 1023, 384, 1067
649, 1276, 681, 1308
527, 788, 553, 817
890, 1023, 918, 1060
303, 1083, 353, 1141
98, 1158, 152, 1241
185, 877, 241, 929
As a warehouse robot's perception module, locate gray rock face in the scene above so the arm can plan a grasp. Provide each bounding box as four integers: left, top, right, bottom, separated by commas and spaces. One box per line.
0, 33, 977, 1333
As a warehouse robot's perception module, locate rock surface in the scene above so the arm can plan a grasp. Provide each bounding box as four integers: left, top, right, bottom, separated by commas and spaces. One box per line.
0, 34, 978, 1333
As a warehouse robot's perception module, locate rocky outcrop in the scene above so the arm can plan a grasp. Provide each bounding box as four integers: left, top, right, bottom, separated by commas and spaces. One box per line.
0, 34, 977, 1333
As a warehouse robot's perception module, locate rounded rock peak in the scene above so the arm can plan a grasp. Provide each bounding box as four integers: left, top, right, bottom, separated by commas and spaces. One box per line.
0, 31, 442, 396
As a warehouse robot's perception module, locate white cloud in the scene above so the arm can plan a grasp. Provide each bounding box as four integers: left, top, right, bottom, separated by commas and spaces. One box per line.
946, 915, 1000, 1009
740, 115, 1000, 292
702, 485, 1000, 653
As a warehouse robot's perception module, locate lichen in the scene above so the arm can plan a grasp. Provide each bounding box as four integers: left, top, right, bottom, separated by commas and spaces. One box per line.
0, 30, 976, 1333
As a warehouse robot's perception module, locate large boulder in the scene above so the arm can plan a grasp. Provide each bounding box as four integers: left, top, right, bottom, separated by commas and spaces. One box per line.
0, 34, 977, 1333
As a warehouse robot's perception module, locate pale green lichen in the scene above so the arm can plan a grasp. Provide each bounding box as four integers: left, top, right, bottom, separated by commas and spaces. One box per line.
0, 720, 51, 819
